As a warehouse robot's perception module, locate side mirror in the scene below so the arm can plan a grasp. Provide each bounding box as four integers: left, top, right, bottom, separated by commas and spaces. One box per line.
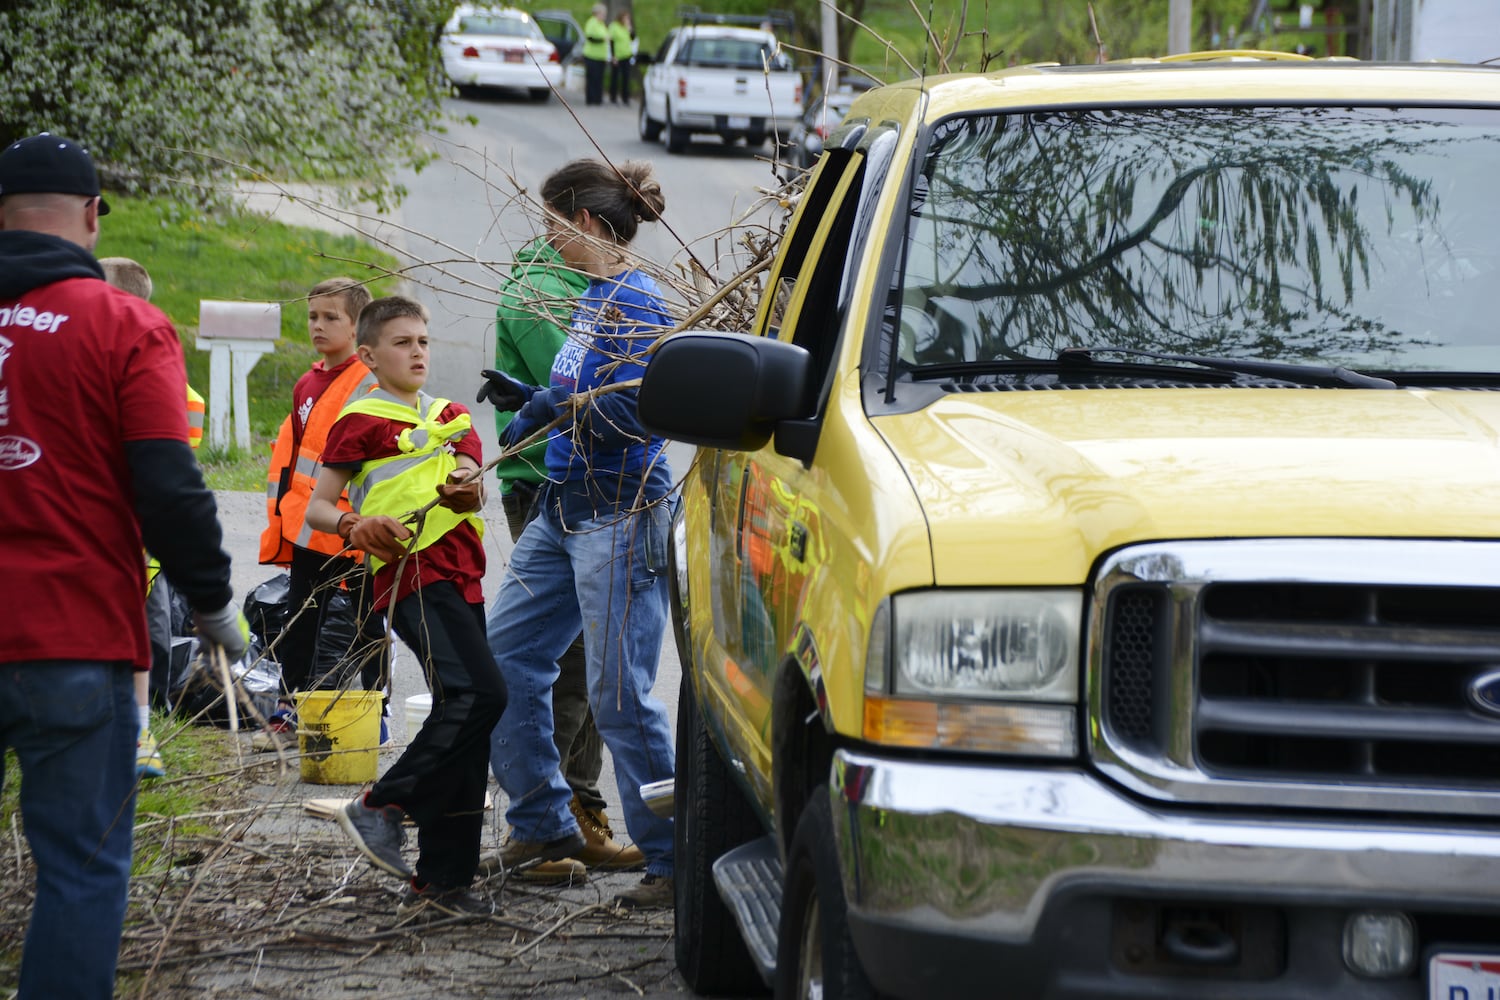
639, 331, 812, 451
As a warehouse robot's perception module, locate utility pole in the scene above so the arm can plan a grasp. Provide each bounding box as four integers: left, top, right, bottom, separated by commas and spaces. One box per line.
820, 0, 839, 96
1169, 0, 1192, 53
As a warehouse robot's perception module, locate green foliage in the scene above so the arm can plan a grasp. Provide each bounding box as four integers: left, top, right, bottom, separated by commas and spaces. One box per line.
0, 0, 454, 210
98, 195, 400, 484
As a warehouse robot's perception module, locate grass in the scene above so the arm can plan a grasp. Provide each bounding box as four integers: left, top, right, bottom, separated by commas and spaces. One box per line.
0, 716, 237, 877
96, 196, 401, 490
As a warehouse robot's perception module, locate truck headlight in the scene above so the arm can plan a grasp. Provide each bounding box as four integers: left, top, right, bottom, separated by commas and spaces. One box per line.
892, 590, 1080, 701
863, 590, 1082, 756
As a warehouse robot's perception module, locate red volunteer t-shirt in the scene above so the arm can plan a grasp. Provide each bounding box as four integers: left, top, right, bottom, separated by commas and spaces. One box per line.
320, 400, 485, 611
0, 277, 188, 668
291, 354, 364, 438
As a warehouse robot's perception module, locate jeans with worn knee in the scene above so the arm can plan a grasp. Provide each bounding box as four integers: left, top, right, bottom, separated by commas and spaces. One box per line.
488, 498, 675, 875
0, 660, 137, 1000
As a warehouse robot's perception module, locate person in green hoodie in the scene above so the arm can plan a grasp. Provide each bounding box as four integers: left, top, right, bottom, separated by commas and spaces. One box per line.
479, 236, 645, 877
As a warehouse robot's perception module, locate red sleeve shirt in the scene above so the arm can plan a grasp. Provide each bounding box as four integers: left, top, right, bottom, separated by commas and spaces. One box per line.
321, 400, 485, 611
290, 355, 361, 438
0, 278, 188, 668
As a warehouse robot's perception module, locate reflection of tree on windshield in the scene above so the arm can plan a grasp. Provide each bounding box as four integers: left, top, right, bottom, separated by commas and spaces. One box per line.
895, 107, 1496, 368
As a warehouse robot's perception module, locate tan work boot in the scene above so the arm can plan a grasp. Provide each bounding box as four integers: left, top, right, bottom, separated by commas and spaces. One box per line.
478, 828, 586, 878
512, 857, 588, 885
568, 794, 646, 870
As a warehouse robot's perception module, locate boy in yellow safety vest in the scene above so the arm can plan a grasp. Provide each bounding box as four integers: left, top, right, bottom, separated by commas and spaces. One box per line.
260, 277, 387, 744
99, 256, 205, 779
306, 296, 507, 918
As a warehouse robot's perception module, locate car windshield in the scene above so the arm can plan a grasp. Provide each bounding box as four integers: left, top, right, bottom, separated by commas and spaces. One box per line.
457, 13, 539, 38
889, 106, 1500, 374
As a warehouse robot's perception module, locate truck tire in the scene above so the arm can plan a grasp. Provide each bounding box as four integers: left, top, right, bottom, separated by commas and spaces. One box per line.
774, 792, 877, 1000
674, 674, 766, 996
665, 107, 688, 153
639, 102, 662, 142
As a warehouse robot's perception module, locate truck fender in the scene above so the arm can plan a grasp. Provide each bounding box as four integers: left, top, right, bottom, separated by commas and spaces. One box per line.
770, 641, 836, 860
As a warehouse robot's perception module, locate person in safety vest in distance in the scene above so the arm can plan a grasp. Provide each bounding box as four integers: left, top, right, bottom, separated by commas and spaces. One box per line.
261, 277, 388, 745
100, 254, 204, 780
308, 296, 508, 918
582, 3, 610, 106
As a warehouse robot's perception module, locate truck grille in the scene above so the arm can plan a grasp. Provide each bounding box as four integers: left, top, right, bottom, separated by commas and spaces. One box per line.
1091, 540, 1500, 815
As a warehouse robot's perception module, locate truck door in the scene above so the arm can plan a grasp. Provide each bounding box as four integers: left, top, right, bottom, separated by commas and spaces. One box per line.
703, 141, 883, 795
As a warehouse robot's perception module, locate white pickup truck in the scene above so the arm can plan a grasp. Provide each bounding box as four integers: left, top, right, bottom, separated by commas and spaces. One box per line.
639, 23, 802, 154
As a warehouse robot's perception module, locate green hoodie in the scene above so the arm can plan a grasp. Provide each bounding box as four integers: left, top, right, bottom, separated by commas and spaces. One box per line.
493, 238, 590, 491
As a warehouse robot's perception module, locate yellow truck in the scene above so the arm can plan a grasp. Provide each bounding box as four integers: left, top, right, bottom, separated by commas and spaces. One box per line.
639, 54, 1500, 999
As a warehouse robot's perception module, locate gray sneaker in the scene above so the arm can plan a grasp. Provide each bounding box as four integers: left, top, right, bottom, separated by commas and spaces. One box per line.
477, 828, 586, 876
336, 797, 411, 879
398, 881, 498, 920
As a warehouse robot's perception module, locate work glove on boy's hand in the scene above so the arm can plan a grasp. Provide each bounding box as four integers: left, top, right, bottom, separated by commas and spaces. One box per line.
346, 514, 414, 564
194, 603, 251, 662
475, 369, 538, 412
436, 469, 484, 513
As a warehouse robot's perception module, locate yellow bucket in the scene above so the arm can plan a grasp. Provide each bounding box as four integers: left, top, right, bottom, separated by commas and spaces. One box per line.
294, 690, 384, 785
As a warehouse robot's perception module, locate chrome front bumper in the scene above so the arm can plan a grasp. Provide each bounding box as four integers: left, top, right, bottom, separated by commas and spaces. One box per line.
831, 749, 1500, 997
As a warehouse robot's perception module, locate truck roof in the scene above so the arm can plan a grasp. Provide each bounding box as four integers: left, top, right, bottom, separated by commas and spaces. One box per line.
853, 57, 1500, 123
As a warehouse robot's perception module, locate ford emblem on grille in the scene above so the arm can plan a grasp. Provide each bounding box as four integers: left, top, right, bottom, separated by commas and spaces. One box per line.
1466, 669, 1500, 717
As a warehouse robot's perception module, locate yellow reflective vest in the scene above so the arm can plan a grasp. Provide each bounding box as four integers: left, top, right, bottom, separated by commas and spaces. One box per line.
583, 15, 610, 60
341, 389, 484, 573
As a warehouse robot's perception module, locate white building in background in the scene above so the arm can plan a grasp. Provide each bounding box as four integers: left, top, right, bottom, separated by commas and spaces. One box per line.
1370, 0, 1500, 62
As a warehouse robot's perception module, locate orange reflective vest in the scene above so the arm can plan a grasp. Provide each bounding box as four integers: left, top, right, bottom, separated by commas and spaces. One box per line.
186, 384, 205, 450
259, 361, 378, 564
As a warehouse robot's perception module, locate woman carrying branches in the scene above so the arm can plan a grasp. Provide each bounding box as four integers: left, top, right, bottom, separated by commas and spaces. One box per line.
478, 158, 677, 908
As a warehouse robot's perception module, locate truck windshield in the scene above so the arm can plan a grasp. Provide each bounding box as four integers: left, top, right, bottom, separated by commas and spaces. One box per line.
889, 106, 1500, 375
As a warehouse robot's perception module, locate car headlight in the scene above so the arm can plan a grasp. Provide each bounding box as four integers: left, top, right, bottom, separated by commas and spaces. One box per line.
863, 590, 1082, 756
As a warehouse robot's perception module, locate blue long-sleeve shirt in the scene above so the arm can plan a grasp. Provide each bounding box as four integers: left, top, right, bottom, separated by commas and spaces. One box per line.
519, 268, 673, 520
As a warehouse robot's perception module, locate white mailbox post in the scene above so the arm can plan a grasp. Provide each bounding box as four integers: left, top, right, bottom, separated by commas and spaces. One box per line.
197, 300, 280, 450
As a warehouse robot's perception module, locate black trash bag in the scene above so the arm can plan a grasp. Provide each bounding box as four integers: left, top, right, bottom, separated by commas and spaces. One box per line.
170, 635, 283, 726
168, 572, 290, 726
312, 586, 364, 689
244, 572, 292, 661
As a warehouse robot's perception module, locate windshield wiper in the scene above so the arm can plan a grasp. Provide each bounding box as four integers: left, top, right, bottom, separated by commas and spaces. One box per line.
1059, 346, 1397, 389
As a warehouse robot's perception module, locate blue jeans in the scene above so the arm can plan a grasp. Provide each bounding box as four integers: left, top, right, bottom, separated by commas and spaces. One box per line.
488, 500, 676, 875
0, 661, 137, 1000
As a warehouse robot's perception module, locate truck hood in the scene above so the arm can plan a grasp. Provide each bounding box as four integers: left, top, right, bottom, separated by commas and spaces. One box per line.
875, 389, 1500, 586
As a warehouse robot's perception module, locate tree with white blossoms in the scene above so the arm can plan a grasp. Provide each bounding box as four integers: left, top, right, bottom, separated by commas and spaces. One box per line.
0, 0, 453, 209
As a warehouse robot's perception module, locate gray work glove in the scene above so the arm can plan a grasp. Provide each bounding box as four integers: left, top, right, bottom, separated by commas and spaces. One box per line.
193, 602, 251, 662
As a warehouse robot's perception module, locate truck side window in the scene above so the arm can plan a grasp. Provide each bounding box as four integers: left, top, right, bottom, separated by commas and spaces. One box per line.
763, 126, 896, 414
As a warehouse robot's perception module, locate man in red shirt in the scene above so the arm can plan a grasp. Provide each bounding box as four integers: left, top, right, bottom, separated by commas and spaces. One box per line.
0, 133, 247, 1000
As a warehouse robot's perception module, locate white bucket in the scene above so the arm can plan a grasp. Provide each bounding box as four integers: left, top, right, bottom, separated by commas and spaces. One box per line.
404, 693, 432, 742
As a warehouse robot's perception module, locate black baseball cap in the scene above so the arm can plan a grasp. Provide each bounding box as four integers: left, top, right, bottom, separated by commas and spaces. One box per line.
0, 133, 110, 215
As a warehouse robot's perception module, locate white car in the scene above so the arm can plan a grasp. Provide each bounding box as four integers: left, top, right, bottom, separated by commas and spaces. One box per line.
441, 5, 562, 101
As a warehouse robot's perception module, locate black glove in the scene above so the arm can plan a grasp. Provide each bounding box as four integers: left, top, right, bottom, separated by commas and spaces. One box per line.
476, 369, 538, 412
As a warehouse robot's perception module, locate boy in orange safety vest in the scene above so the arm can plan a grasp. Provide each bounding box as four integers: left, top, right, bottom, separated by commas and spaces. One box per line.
99, 256, 203, 779
260, 277, 387, 741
